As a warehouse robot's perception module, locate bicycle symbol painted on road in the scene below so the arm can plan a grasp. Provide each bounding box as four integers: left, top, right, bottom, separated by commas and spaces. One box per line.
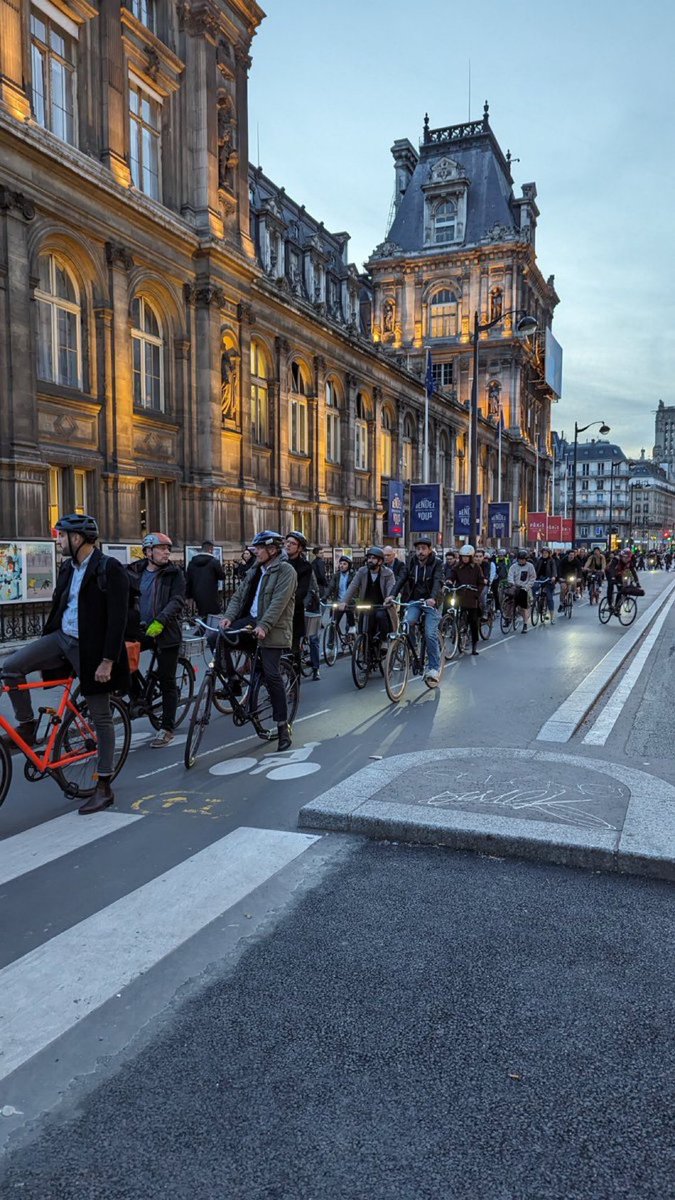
209, 741, 322, 781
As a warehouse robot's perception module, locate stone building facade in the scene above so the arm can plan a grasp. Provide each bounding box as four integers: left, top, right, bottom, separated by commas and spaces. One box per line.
653, 400, 675, 480
0, 2, 556, 552
368, 106, 560, 543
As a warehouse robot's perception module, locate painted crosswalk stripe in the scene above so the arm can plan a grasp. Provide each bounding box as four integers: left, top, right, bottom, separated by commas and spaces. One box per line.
0, 826, 319, 1082
0, 811, 144, 889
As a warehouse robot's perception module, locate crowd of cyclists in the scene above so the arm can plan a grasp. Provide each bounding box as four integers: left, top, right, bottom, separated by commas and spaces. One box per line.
0, 513, 655, 812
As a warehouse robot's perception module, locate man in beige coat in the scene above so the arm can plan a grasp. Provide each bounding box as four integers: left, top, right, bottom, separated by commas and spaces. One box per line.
221, 531, 297, 749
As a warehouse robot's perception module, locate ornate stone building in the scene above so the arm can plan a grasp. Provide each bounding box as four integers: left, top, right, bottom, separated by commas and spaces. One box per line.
368, 105, 560, 543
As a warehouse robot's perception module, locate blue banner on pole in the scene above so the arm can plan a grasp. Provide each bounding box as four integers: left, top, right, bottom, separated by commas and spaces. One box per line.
454, 494, 481, 537
388, 480, 404, 537
488, 501, 511, 539
410, 483, 442, 533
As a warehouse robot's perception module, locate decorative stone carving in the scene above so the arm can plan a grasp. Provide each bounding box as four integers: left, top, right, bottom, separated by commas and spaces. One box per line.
217, 94, 237, 192
234, 44, 252, 71
177, 0, 220, 40
484, 223, 517, 244
105, 241, 134, 270
238, 301, 255, 324
220, 348, 239, 424
183, 282, 197, 305
383, 299, 395, 334
429, 156, 467, 183
145, 46, 161, 81
195, 284, 226, 308
0, 188, 36, 221
487, 380, 501, 419
371, 240, 404, 260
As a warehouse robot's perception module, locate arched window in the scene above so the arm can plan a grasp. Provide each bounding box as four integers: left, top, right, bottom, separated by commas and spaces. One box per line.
325, 379, 341, 464
131, 297, 164, 411
429, 288, 458, 339
380, 408, 393, 478
434, 200, 457, 244
250, 340, 269, 445
36, 253, 82, 388
402, 413, 416, 481
355, 392, 368, 471
290, 360, 309, 454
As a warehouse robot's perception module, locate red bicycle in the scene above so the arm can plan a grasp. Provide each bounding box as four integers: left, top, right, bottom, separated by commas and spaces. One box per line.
0, 677, 131, 808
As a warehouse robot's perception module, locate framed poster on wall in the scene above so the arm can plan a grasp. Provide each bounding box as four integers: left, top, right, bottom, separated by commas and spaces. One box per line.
185, 545, 224, 568
0, 541, 57, 603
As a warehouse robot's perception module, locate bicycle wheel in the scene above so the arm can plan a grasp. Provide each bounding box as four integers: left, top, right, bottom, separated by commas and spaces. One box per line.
499, 607, 513, 635
184, 670, 215, 769
513, 611, 525, 633
440, 613, 459, 660
457, 616, 470, 655
565, 594, 573, 620
479, 613, 494, 641
298, 638, 314, 679
54, 696, 131, 799
531, 596, 540, 627
351, 633, 370, 689
618, 596, 637, 626
323, 621, 338, 666
249, 657, 299, 741
598, 598, 612, 624
0, 740, 12, 809
384, 636, 410, 703
148, 656, 196, 730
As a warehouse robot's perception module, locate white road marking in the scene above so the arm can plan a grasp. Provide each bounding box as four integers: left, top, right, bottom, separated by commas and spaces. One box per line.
0, 827, 319, 1082
537, 579, 675, 742
209, 742, 322, 780
582, 586, 675, 745
0, 811, 144, 889
135, 709, 331, 780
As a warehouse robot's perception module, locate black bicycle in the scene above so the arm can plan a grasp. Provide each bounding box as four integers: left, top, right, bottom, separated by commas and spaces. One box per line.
439, 584, 479, 657
351, 604, 390, 689
383, 603, 444, 702
127, 643, 196, 729
321, 602, 355, 666
530, 582, 554, 628
184, 625, 299, 768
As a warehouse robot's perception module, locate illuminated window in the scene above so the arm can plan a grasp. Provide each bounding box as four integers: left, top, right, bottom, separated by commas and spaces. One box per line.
30, 8, 77, 145
129, 78, 161, 199
429, 289, 458, 339
74, 469, 88, 515
36, 254, 82, 388
250, 341, 269, 445
131, 297, 164, 411
355, 393, 368, 471
434, 200, 457, 244
290, 361, 309, 454
380, 409, 393, 478
48, 467, 64, 533
325, 380, 341, 464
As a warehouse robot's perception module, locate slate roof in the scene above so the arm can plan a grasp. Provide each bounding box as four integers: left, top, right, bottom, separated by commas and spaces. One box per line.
574, 442, 627, 463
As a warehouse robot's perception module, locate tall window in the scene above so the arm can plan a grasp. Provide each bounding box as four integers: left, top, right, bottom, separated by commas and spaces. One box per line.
290, 361, 308, 455
250, 341, 269, 445
131, 297, 164, 411
402, 414, 416, 481
380, 409, 393, 478
48, 466, 64, 533
355, 393, 368, 471
30, 8, 77, 145
129, 79, 161, 199
325, 379, 341, 464
36, 254, 82, 388
432, 361, 454, 389
130, 0, 157, 32
74, 469, 88, 515
434, 200, 457, 244
429, 289, 458, 339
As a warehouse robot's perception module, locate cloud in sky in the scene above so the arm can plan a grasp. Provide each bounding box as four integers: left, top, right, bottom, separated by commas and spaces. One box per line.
248, 0, 675, 457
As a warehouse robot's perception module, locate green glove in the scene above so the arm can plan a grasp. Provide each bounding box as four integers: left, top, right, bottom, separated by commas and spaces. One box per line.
146, 620, 164, 638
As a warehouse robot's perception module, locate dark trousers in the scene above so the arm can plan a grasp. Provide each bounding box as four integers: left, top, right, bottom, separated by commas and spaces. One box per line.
465, 608, 480, 649
213, 617, 288, 724
139, 637, 179, 732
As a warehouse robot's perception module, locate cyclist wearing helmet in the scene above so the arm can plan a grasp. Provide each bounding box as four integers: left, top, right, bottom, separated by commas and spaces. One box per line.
285, 531, 321, 681
399, 536, 444, 684
326, 555, 356, 635
534, 546, 558, 623
127, 532, 186, 749
448, 545, 484, 654
342, 546, 396, 643
507, 549, 536, 632
558, 547, 581, 612
1, 514, 130, 813
221, 531, 297, 750
607, 548, 639, 611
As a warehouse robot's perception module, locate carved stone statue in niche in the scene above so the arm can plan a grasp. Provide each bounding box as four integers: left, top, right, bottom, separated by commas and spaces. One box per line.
487, 379, 501, 419
217, 97, 236, 192
383, 299, 395, 334
490, 288, 503, 321
221, 348, 239, 424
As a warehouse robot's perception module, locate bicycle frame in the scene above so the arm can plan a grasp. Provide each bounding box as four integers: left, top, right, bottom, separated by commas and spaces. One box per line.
0, 678, 97, 772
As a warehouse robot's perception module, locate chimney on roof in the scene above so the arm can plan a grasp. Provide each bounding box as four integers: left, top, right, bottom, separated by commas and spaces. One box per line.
391, 139, 419, 214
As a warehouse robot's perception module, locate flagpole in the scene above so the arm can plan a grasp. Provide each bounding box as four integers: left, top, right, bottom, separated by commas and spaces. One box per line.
424, 350, 431, 485
497, 406, 502, 549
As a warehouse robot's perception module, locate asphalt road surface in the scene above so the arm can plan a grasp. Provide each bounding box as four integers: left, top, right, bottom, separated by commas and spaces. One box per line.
1, 570, 674, 1195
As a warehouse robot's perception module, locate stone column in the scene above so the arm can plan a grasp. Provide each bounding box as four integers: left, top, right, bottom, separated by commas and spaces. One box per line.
275, 337, 290, 499
94, 301, 114, 477
194, 284, 226, 490
238, 301, 255, 488
234, 45, 255, 259
105, 242, 134, 470
180, 9, 222, 237
344, 373, 357, 509
98, 0, 131, 185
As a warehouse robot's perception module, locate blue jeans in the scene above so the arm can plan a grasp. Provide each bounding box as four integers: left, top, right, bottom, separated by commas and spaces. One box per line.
536, 580, 555, 612
406, 601, 441, 672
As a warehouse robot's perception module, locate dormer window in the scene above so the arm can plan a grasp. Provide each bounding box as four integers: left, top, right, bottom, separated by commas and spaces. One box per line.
434, 200, 457, 244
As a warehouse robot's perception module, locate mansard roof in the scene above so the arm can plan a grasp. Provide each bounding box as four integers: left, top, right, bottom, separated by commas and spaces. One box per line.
384, 106, 525, 255
574, 441, 627, 463
249, 166, 350, 275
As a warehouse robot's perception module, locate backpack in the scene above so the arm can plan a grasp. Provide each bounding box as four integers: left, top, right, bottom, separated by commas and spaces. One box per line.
95, 555, 140, 640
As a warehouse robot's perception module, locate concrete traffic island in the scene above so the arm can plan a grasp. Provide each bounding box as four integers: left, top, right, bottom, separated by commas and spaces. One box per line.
299, 748, 675, 882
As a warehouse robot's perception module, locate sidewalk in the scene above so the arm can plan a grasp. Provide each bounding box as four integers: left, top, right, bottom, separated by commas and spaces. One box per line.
299, 747, 675, 881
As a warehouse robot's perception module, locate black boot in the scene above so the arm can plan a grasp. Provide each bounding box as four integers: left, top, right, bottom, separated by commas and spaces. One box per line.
78, 777, 114, 815
1, 718, 37, 754
277, 723, 292, 751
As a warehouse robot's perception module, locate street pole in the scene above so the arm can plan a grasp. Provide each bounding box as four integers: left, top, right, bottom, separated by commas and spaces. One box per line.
469, 312, 479, 545
497, 405, 502, 550
424, 385, 429, 485
572, 423, 579, 547
608, 461, 615, 553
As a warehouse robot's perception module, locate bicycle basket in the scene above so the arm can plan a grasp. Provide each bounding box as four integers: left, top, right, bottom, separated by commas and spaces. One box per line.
304, 612, 322, 638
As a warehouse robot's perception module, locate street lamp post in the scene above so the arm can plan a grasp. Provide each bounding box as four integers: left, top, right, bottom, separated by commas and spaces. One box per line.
571, 419, 611, 547
470, 309, 538, 547
607, 459, 620, 552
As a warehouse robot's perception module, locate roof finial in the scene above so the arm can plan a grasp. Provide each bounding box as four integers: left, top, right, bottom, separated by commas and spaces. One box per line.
483, 99, 489, 128
423, 112, 430, 142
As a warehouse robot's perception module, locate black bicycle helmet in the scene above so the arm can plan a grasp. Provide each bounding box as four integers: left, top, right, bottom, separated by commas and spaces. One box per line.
516, 548, 528, 559
55, 513, 99, 542
250, 530, 284, 548
286, 530, 308, 549
366, 546, 385, 560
